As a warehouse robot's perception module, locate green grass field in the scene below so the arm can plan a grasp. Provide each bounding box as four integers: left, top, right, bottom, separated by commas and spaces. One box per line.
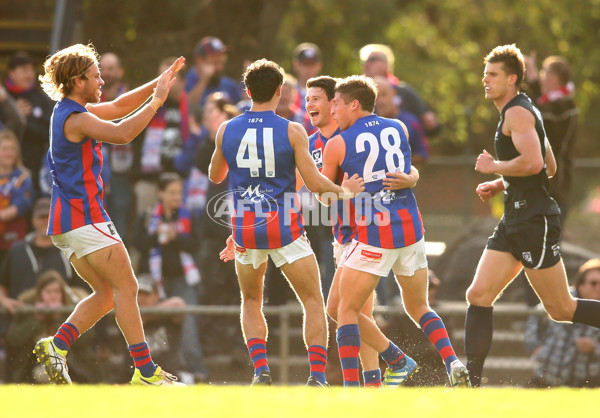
1, 385, 596, 417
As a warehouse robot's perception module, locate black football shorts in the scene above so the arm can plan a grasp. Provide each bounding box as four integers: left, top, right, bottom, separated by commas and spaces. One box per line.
487, 215, 561, 269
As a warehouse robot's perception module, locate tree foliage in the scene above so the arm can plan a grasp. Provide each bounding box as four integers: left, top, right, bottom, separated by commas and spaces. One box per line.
80, 0, 600, 154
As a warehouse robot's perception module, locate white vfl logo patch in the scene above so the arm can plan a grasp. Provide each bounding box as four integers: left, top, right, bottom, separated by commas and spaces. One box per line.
522, 252, 533, 264
552, 244, 560, 257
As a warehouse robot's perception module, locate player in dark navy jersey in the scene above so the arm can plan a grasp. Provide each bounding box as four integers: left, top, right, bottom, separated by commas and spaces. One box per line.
327, 75, 468, 387
33, 43, 186, 386
465, 44, 600, 387
209, 59, 364, 386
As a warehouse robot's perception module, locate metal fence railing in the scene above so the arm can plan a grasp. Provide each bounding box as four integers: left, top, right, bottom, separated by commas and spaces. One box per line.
1, 302, 545, 384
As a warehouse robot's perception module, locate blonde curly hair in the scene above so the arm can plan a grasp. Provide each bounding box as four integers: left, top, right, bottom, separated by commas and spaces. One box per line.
39, 43, 99, 101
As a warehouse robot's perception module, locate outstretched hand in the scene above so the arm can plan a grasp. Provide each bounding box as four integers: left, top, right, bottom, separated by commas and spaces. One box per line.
153, 56, 186, 104
219, 235, 235, 262
340, 172, 365, 196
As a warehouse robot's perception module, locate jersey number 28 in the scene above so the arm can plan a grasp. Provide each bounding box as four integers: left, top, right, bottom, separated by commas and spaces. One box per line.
356, 127, 406, 182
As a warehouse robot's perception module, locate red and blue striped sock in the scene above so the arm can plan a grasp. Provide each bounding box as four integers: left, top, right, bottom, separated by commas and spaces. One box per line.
247, 338, 270, 376
52, 322, 79, 351
128, 341, 158, 378
337, 324, 361, 387
419, 311, 458, 374
363, 369, 382, 388
308, 345, 327, 384
379, 341, 406, 369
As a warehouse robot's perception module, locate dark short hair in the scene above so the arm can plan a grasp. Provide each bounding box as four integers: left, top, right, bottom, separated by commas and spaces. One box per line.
335, 75, 378, 112
306, 76, 337, 101
575, 258, 600, 289
484, 44, 525, 88
158, 172, 182, 191
543, 56, 571, 87
243, 59, 285, 104
8, 51, 34, 70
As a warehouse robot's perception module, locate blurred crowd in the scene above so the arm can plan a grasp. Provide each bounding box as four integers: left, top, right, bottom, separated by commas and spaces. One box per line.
0, 37, 593, 387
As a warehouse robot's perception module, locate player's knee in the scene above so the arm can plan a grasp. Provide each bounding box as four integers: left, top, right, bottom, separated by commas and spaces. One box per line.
326, 302, 338, 322
545, 302, 575, 322
466, 285, 489, 306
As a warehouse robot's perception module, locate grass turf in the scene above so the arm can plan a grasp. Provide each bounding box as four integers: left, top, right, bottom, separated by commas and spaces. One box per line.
1, 385, 595, 417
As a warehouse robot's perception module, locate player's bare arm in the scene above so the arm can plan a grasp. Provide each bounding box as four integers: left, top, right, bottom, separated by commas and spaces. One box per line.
289, 122, 364, 197
475, 107, 544, 176
88, 57, 185, 121
475, 178, 505, 202
208, 121, 230, 184
545, 137, 557, 178
382, 166, 419, 190
64, 66, 179, 145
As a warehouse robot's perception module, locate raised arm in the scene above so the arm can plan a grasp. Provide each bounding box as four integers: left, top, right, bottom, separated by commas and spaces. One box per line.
87, 57, 185, 121
208, 121, 230, 184
475, 106, 544, 177
64, 65, 180, 145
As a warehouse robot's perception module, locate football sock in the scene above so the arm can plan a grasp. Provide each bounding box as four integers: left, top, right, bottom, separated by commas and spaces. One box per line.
572, 299, 600, 328
379, 340, 406, 369
52, 322, 79, 351
464, 304, 493, 387
308, 345, 328, 384
247, 338, 270, 376
419, 311, 458, 375
337, 324, 361, 387
363, 369, 382, 388
128, 341, 158, 378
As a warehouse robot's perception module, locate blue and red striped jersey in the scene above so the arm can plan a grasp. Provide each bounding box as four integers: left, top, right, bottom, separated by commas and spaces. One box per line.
307, 127, 355, 244
339, 114, 423, 249
222, 110, 304, 249
47, 99, 110, 235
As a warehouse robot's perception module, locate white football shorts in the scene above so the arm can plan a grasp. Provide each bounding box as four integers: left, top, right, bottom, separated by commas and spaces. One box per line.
235, 233, 314, 269
51, 221, 123, 260
343, 237, 428, 277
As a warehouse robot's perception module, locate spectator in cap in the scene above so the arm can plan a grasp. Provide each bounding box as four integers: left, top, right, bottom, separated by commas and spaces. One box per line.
292, 42, 322, 134
185, 36, 242, 107
3, 52, 54, 190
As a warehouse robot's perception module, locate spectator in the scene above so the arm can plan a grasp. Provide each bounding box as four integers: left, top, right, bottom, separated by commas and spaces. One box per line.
133, 57, 188, 215
0, 82, 25, 138
3, 52, 54, 190
275, 75, 304, 126
193, 94, 239, 306
525, 53, 578, 224
0, 197, 79, 315
360, 44, 440, 136
185, 36, 241, 108
0, 130, 34, 263
374, 75, 430, 169
99, 52, 134, 242
131, 172, 207, 382
174, 103, 210, 218
524, 259, 600, 387
5, 270, 94, 383
292, 42, 322, 133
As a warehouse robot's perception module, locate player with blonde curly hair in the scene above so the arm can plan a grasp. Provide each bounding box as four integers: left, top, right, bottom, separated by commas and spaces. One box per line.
33, 43, 187, 386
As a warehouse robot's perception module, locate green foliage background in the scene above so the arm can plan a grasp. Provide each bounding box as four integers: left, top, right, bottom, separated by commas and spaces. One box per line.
81, 0, 600, 155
